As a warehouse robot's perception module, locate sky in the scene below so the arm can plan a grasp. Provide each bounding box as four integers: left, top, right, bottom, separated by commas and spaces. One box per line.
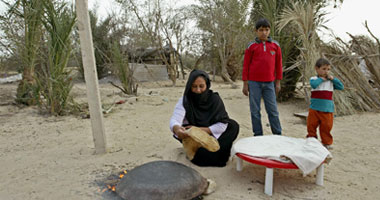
0, 0, 379, 43
321, 0, 380, 42
88, 0, 380, 43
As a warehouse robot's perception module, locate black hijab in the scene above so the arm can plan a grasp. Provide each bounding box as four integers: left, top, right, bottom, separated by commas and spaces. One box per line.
183, 70, 229, 127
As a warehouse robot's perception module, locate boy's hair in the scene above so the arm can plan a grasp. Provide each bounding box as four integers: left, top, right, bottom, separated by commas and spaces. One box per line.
255, 18, 271, 30
315, 58, 331, 68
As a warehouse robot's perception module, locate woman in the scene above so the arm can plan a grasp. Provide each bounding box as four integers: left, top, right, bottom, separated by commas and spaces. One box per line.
170, 69, 239, 167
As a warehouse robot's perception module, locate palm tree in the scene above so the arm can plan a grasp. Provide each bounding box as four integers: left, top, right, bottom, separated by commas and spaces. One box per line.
250, 0, 341, 101
250, 0, 301, 100
277, 1, 328, 102
4, 0, 44, 105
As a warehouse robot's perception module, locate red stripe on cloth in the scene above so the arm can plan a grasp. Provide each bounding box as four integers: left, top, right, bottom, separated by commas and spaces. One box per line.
311, 91, 333, 100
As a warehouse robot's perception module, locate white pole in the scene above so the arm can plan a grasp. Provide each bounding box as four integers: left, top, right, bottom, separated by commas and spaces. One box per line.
236, 157, 243, 171
316, 164, 324, 186
75, 0, 107, 154
264, 168, 274, 196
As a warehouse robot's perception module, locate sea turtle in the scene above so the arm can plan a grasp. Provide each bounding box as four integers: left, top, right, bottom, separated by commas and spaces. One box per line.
115, 160, 214, 200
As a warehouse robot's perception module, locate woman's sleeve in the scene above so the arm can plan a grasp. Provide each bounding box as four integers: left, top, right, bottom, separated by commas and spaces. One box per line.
169, 97, 185, 133
209, 122, 228, 139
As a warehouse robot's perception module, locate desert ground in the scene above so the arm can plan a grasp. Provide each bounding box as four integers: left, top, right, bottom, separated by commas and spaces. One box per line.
1, 76, 379, 200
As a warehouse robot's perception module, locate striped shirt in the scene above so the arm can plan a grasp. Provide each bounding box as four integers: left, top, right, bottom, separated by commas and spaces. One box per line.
309, 76, 344, 113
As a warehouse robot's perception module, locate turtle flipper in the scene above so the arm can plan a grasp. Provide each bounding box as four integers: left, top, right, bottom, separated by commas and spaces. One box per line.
204, 179, 217, 195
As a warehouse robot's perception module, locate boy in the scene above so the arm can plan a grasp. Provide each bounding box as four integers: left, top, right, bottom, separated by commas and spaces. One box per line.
242, 18, 283, 136
307, 58, 344, 149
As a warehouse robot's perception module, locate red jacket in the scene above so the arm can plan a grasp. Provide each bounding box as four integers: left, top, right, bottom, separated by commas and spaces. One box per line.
242, 37, 283, 82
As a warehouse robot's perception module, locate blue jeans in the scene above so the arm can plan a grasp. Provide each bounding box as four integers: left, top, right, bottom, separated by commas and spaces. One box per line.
248, 81, 282, 136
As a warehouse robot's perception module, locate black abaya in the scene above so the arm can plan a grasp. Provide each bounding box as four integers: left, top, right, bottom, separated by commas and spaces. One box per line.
179, 69, 240, 167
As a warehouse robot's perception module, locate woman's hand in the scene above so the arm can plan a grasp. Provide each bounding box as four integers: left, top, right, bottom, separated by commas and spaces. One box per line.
182, 125, 212, 136
173, 125, 188, 140
199, 127, 212, 135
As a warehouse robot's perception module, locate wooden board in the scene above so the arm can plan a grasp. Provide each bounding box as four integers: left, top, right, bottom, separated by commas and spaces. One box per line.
293, 112, 309, 120
76, 0, 107, 154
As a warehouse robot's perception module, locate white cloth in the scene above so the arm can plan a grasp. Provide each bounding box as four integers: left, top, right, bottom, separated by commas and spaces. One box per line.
231, 135, 331, 175
169, 97, 227, 139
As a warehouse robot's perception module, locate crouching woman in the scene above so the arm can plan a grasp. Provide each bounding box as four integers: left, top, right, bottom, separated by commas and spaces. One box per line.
170, 69, 239, 167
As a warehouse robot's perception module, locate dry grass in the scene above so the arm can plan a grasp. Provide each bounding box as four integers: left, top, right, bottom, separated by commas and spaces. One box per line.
322, 37, 380, 116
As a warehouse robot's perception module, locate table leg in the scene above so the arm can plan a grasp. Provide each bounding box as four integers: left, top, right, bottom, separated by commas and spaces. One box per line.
236, 156, 243, 171
264, 168, 273, 196
316, 164, 324, 186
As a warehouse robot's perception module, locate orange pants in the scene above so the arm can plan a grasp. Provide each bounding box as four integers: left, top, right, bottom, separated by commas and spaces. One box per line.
306, 108, 334, 145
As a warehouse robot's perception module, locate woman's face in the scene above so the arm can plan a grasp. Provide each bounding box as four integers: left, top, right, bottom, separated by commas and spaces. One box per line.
191, 77, 207, 94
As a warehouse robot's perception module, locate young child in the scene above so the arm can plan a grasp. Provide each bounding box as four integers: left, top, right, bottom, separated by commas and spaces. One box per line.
242, 18, 283, 136
307, 58, 344, 149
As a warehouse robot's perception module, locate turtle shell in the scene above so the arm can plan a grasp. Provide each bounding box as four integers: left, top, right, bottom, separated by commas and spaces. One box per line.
116, 160, 208, 200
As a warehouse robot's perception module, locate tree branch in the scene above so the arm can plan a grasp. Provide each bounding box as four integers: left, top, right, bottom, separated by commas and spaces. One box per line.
364, 20, 380, 47
109, 81, 128, 94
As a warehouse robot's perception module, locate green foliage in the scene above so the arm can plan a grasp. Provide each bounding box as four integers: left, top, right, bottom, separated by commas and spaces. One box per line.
111, 42, 138, 95
33, 0, 76, 115
4, 0, 44, 104
2, 0, 77, 115
250, 0, 334, 101
250, 0, 298, 100
77, 11, 129, 80
193, 0, 251, 81
278, 1, 327, 102
88, 11, 112, 79
0, 2, 28, 72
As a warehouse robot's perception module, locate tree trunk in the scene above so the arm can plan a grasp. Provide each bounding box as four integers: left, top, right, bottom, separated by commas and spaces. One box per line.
193, 53, 206, 70
16, 65, 36, 105
168, 52, 177, 86
217, 48, 237, 88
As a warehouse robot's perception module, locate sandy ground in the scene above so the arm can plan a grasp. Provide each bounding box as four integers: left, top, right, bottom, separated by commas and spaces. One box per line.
1, 77, 379, 200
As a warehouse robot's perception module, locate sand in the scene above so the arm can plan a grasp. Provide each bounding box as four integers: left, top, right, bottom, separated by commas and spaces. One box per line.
1, 78, 379, 200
